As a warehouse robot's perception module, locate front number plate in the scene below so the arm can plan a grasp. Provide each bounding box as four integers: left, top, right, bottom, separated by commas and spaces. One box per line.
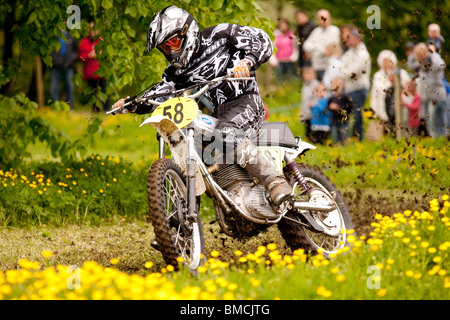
257, 146, 284, 173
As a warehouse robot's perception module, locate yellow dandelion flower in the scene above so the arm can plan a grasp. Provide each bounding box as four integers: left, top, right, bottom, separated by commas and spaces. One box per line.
421, 241, 430, 248
234, 250, 243, 256
110, 258, 120, 265
210, 250, 220, 258
393, 230, 404, 238
336, 274, 346, 283
377, 289, 387, 297
167, 265, 175, 272
144, 261, 154, 269
433, 256, 442, 263
227, 283, 238, 291
250, 278, 261, 287
41, 250, 52, 258
316, 286, 332, 298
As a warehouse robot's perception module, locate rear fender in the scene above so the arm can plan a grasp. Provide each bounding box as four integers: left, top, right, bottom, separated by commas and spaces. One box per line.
140, 115, 206, 196
284, 140, 316, 164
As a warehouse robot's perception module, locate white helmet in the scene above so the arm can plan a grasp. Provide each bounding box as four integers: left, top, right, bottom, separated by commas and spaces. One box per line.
145, 6, 199, 69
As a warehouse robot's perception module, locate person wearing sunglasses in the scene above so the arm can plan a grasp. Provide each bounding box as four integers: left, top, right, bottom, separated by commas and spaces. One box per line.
111, 5, 293, 207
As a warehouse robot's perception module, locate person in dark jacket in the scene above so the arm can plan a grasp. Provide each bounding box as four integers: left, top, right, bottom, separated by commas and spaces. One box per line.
295, 10, 316, 70
111, 6, 293, 207
327, 78, 353, 145
50, 27, 78, 109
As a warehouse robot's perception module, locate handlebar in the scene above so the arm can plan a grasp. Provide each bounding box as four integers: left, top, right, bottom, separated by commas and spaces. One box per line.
106, 74, 255, 115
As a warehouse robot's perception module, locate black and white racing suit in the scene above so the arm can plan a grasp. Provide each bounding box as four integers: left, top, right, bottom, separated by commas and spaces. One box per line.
133, 23, 273, 148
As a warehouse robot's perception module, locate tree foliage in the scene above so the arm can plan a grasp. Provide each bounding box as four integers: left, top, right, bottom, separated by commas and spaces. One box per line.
0, 0, 273, 168
1, 0, 273, 97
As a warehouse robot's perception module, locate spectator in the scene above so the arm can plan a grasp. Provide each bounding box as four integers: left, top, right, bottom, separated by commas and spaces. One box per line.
405, 41, 417, 74
79, 20, 109, 112
300, 66, 319, 141
340, 27, 371, 141
303, 9, 340, 81
322, 43, 343, 90
426, 23, 444, 54
50, 26, 78, 110
370, 50, 410, 135
294, 10, 316, 69
310, 82, 331, 144
273, 18, 299, 82
401, 79, 421, 136
328, 78, 353, 145
444, 77, 450, 138
340, 24, 355, 53
408, 43, 447, 138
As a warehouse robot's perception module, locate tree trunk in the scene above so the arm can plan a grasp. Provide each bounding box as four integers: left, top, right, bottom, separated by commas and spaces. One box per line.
35, 57, 45, 108
394, 72, 402, 140
0, 3, 16, 95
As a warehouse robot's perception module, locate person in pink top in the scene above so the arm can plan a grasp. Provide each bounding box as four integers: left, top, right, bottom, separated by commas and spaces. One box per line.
401, 79, 421, 136
273, 18, 298, 82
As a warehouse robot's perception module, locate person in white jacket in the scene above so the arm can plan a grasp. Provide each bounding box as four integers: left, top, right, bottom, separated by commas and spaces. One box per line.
408, 43, 447, 138
339, 28, 371, 141
322, 43, 343, 90
303, 9, 340, 81
370, 50, 410, 134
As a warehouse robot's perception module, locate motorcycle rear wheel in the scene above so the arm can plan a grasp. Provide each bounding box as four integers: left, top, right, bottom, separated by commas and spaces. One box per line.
278, 164, 354, 256
147, 158, 205, 274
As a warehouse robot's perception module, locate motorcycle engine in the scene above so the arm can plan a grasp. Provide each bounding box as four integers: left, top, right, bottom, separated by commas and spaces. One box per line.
213, 164, 280, 222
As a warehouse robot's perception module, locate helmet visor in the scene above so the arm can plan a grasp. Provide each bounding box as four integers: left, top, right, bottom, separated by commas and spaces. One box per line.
158, 34, 184, 55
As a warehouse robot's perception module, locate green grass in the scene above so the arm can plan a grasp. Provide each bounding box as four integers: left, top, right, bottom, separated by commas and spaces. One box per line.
1, 84, 449, 300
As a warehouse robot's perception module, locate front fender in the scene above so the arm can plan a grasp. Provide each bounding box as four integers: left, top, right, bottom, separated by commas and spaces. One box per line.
140, 115, 206, 196
298, 141, 316, 154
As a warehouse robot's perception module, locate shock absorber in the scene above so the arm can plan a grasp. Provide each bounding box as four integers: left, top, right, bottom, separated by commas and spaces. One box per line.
285, 160, 311, 195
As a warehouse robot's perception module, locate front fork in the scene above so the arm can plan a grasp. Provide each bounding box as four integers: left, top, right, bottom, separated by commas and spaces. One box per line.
185, 126, 197, 221
158, 129, 197, 221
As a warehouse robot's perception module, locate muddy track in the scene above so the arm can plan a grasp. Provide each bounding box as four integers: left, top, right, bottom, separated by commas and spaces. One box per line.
0, 188, 435, 275
202, 188, 434, 262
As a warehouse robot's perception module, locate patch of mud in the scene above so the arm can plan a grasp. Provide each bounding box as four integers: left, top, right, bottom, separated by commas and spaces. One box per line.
342, 188, 431, 236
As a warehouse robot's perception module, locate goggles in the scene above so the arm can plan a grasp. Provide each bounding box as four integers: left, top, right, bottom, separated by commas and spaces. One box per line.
158, 34, 184, 55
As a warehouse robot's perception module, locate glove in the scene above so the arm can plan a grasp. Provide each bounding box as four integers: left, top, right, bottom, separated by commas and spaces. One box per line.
233, 59, 253, 78
110, 97, 134, 115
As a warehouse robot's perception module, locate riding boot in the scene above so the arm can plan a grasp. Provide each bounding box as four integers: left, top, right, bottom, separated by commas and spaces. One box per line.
235, 138, 293, 206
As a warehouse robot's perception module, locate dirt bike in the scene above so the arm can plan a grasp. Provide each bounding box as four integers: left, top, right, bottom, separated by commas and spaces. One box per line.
107, 75, 354, 274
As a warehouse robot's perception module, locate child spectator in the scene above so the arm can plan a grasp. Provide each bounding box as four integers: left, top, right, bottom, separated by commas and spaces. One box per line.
322, 43, 343, 91
426, 23, 444, 54
328, 78, 353, 145
310, 82, 331, 144
300, 66, 319, 141
401, 79, 421, 136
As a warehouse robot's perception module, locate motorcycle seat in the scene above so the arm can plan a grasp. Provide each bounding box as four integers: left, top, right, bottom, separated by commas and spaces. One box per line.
256, 122, 298, 148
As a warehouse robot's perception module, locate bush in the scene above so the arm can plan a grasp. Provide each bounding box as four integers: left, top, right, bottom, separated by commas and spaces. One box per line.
0, 154, 148, 227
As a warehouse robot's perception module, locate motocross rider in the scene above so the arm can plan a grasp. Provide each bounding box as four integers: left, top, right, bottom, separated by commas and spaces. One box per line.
111, 5, 293, 206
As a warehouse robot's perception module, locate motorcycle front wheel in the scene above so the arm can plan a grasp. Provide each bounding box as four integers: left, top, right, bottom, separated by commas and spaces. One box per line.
278, 163, 354, 257
147, 158, 205, 274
